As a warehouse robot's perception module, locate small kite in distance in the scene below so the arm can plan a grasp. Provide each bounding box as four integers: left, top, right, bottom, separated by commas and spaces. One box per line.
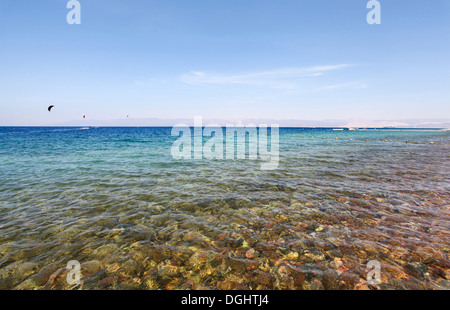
48, 105, 54, 112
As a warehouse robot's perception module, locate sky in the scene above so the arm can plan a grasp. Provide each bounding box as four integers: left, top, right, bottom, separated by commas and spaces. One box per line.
0, 0, 449, 125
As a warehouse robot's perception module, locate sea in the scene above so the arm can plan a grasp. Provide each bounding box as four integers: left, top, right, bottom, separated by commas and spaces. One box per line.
0, 126, 449, 290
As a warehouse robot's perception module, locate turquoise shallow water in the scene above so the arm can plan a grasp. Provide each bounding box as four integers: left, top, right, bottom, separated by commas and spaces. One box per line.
0, 127, 449, 290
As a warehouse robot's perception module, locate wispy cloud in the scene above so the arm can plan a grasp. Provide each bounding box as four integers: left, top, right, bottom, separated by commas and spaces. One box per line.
313, 81, 368, 91
180, 64, 354, 89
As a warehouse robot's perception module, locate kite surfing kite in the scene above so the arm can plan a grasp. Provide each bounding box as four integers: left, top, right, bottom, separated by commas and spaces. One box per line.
48, 105, 54, 112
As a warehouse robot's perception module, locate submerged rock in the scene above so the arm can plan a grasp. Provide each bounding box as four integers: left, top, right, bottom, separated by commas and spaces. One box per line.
302, 278, 324, 290
120, 259, 141, 277
30, 262, 63, 287
42, 267, 70, 290
0, 261, 39, 289
253, 270, 276, 288
226, 256, 261, 274
283, 252, 299, 261
81, 260, 102, 276
321, 269, 340, 290
92, 244, 119, 259
98, 276, 116, 289
404, 262, 427, 279
245, 248, 257, 259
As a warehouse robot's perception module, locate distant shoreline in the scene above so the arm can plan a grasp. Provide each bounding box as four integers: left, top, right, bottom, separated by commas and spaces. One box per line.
0, 126, 448, 130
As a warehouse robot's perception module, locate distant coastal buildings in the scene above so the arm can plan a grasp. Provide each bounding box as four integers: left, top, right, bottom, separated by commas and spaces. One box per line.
35, 117, 450, 129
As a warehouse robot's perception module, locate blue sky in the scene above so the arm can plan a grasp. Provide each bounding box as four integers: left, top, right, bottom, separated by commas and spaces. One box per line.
0, 0, 449, 125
